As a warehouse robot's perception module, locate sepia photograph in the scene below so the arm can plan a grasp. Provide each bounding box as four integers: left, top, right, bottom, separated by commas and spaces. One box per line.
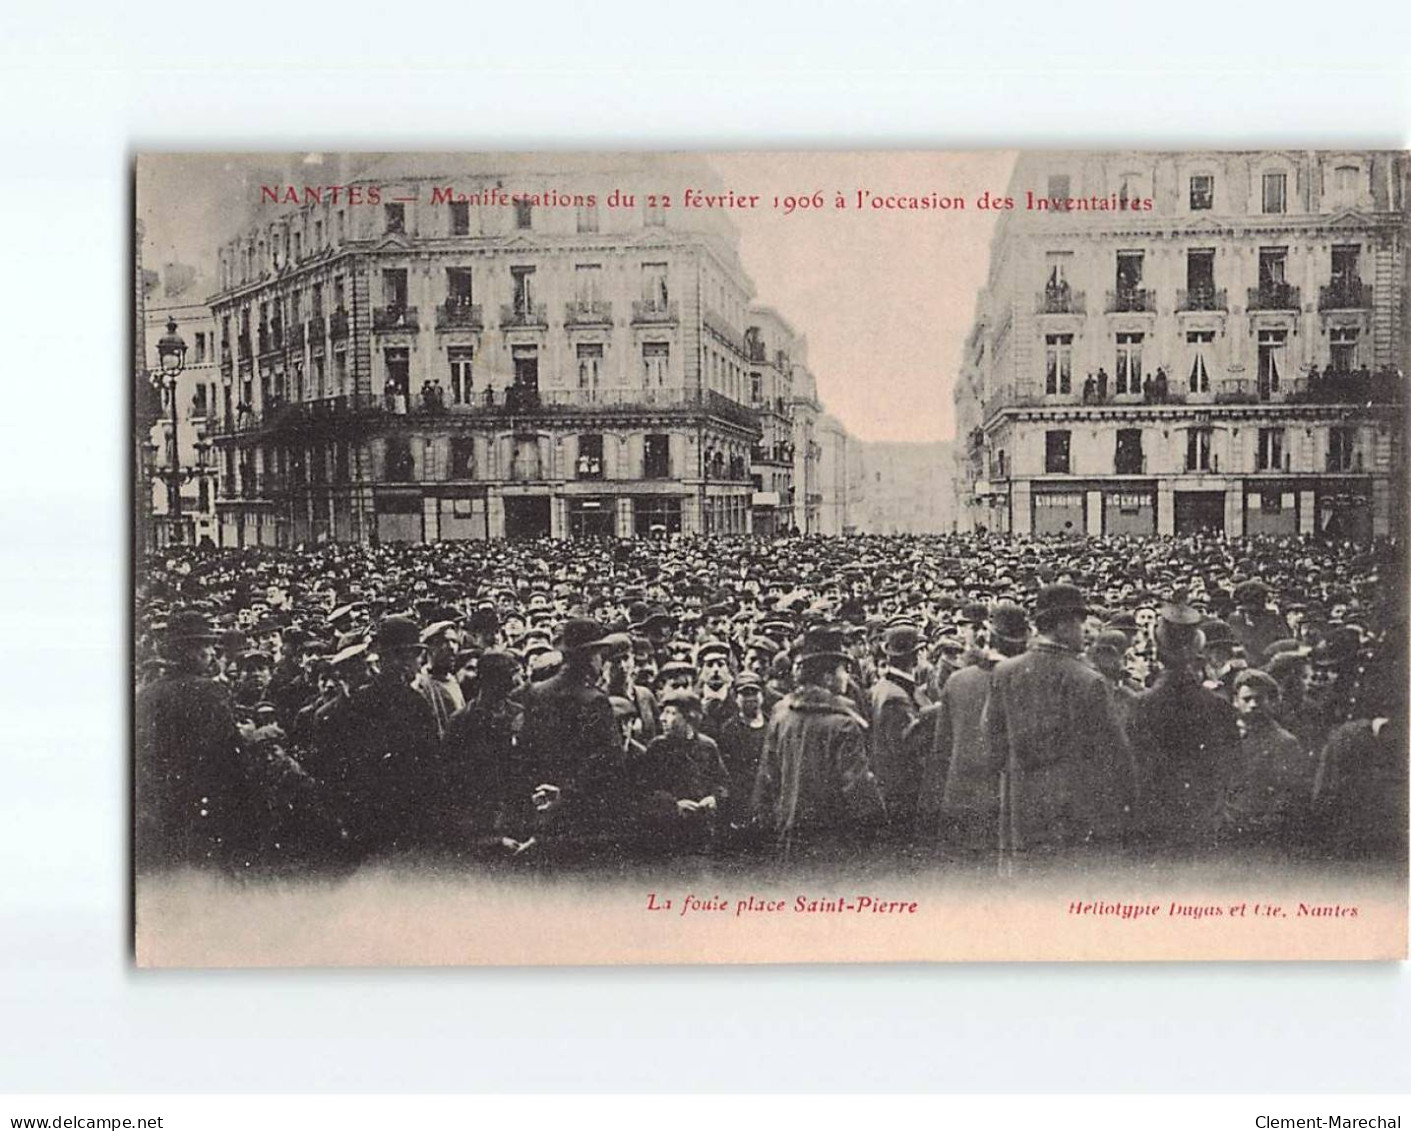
132, 150, 1410, 967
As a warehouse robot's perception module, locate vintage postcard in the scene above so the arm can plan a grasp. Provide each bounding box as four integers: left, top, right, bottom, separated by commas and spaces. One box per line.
133, 150, 1408, 966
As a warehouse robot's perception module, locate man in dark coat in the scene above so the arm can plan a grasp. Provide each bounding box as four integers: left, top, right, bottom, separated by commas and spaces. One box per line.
869, 623, 926, 840
135, 611, 247, 870
625, 688, 731, 855
752, 626, 885, 864
317, 615, 443, 861
1126, 605, 1241, 854
716, 671, 770, 831
516, 617, 624, 861
913, 601, 1029, 856
1218, 668, 1316, 848
983, 584, 1136, 858
442, 649, 530, 846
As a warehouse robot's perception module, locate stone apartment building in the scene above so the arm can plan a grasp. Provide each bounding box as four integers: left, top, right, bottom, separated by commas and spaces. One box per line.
207, 154, 767, 545
955, 150, 1406, 542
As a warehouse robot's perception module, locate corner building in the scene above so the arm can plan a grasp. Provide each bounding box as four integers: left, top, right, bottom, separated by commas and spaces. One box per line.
955, 150, 1407, 542
209, 155, 764, 545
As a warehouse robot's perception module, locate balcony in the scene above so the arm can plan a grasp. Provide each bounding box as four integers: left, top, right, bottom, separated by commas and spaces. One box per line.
436, 301, 484, 330
499, 301, 547, 329
1288, 368, 1403, 405
374, 305, 419, 332
329, 309, 350, 339
1318, 280, 1373, 311
1177, 287, 1227, 312
565, 299, 613, 326
1325, 450, 1363, 473
1036, 285, 1086, 315
631, 299, 678, 325
1247, 282, 1301, 312
1106, 288, 1154, 314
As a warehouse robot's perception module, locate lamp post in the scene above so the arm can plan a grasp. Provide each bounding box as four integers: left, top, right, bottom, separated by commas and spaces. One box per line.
153, 318, 188, 544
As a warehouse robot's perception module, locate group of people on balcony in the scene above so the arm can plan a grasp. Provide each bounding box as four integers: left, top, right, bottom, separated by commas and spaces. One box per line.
1079, 366, 1176, 405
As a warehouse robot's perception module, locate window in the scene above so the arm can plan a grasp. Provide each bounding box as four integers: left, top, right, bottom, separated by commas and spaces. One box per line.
577, 434, 604, 480
1332, 164, 1360, 204
1046, 173, 1070, 201
194, 332, 207, 364
634, 496, 681, 536
292, 230, 303, 261
1257, 329, 1286, 399
1186, 330, 1214, 393
1114, 429, 1144, 475
643, 341, 669, 385
642, 262, 669, 308
511, 344, 539, 403
1258, 247, 1288, 288
449, 201, 470, 235
574, 263, 602, 304
446, 267, 473, 306
1331, 244, 1361, 288
336, 211, 345, 243
314, 219, 324, 249
1044, 251, 1072, 289
1186, 248, 1215, 298
385, 437, 414, 482
1257, 428, 1285, 472
383, 348, 410, 401
382, 268, 408, 309
514, 198, 533, 230
577, 343, 603, 391
333, 349, 348, 396
311, 283, 324, 320
644, 433, 671, 479
448, 346, 474, 404
511, 266, 536, 314
1115, 332, 1144, 395
313, 355, 326, 399
750, 372, 762, 404
1328, 426, 1358, 472
384, 203, 406, 234
1262, 172, 1287, 214
1044, 333, 1073, 395
1186, 428, 1212, 472
449, 437, 475, 480
1330, 327, 1359, 373
576, 204, 599, 233
333, 276, 346, 312
1189, 174, 1214, 211
1116, 250, 1143, 293
1044, 430, 1071, 474
1118, 173, 1143, 207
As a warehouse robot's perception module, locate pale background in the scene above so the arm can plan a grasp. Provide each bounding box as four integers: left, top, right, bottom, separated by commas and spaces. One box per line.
2, 0, 1410, 1094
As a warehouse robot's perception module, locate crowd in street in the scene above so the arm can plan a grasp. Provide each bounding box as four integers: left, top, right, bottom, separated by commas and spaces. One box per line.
134, 531, 1408, 877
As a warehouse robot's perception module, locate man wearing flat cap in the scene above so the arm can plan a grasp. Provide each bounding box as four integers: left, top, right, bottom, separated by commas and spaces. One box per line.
752, 626, 885, 862
1217, 668, 1315, 847
982, 584, 1136, 857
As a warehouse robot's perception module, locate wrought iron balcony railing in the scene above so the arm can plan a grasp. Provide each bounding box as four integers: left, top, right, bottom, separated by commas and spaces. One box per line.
631, 299, 679, 324
1106, 288, 1154, 314
1036, 286, 1086, 315
373, 305, 419, 332
499, 301, 547, 328
1177, 287, 1227, 312
1318, 280, 1372, 311
436, 301, 484, 330
1247, 282, 1301, 311
565, 299, 613, 325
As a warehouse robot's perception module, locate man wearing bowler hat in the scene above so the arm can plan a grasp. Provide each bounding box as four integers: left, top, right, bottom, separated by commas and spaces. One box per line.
983, 584, 1135, 858
752, 625, 884, 863
870, 623, 926, 841
516, 617, 624, 860
317, 615, 442, 860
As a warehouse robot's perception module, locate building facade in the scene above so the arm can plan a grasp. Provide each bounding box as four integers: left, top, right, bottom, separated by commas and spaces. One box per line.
791, 344, 823, 534
145, 268, 221, 547
744, 305, 796, 536
817, 413, 858, 535
208, 155, 764, 545
858, 441, 954, 534
956, 150, 1407, 542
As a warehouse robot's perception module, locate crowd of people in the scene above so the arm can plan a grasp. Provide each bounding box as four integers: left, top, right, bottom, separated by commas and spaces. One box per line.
134, 532, 1408, 878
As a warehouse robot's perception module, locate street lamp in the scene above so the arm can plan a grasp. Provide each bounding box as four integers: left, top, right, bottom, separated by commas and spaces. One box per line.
151, 318, 188, 544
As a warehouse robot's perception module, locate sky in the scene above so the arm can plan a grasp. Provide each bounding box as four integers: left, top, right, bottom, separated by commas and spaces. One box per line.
137, 151, 1018, 444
